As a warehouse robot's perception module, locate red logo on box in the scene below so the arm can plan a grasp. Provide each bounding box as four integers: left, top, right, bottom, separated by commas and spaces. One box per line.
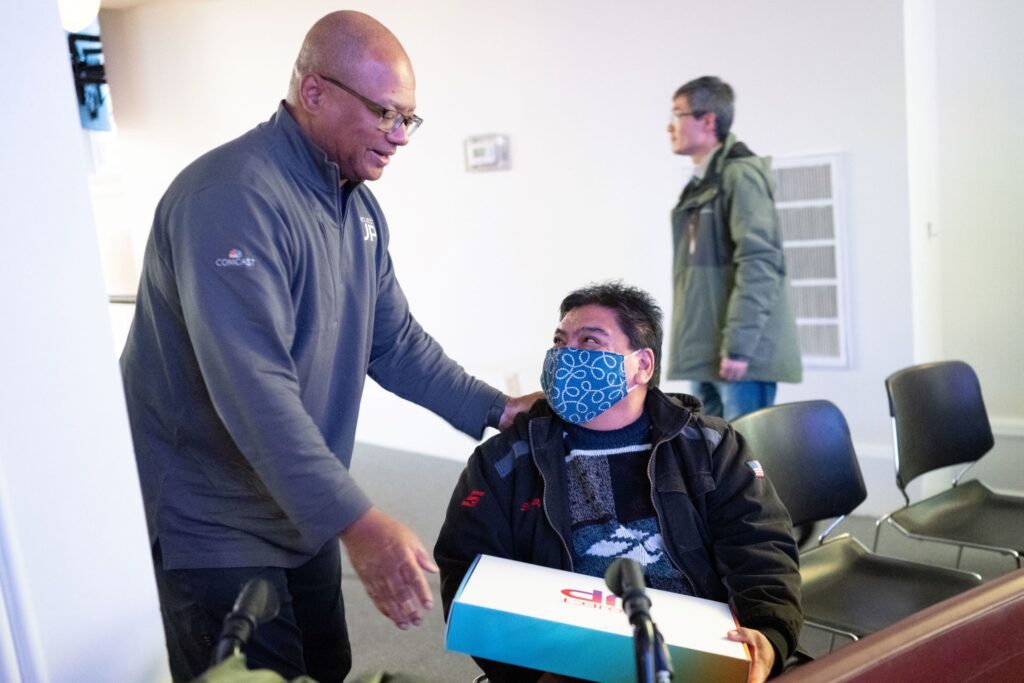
561, 587, 623, 612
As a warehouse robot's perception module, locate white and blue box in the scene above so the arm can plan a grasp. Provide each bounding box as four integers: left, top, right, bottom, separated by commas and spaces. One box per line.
446, 554, 750, 683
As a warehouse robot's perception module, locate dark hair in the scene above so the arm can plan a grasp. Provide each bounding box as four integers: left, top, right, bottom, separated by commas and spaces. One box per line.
559, 281, 663, 387
674, 75, 734, 141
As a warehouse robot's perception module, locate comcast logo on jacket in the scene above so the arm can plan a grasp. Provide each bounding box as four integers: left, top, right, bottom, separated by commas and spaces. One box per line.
215, 248, 256, 267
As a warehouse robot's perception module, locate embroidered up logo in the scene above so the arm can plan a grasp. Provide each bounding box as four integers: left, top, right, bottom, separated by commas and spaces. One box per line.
519, 498, 541, 512
360, 216, 377, 242
215, 248, 256, 268
461, 490, 485, 507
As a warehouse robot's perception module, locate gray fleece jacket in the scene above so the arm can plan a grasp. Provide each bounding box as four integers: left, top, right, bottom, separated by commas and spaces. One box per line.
121, 103, 500, 569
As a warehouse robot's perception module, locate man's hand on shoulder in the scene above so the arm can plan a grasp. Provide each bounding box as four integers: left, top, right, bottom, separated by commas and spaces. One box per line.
727, 627, 775, 683
498, 391, 545, 430
340, 507, 438, 630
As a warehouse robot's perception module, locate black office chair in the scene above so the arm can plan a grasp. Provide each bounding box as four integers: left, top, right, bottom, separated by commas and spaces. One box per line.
876, 360, 1024, 570
733, 400, 983, 657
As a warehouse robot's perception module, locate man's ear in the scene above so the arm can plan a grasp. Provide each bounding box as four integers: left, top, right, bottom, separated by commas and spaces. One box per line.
635, 348, 656, 386
298, 73, 326, 113
702, 111, 718, 137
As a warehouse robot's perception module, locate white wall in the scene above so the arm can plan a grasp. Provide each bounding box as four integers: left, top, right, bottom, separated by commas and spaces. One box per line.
927, 0, 1024, 495
898, 0, 1024, 499
904, 0, 943, 364
94, 0, 1022, 514
934, 0, 1024, 418
0, 1, 166, 680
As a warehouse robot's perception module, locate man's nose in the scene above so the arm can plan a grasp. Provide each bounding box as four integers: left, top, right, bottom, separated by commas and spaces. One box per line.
386, 124, 410, 146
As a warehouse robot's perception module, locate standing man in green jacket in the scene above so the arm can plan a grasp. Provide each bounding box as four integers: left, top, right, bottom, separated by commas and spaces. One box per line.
667, 76, 802, 420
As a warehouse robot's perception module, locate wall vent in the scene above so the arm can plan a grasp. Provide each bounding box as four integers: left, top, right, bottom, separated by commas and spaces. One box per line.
770, 154, 849, 368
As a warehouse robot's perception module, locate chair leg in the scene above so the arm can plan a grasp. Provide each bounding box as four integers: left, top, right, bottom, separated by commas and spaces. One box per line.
800, 622, 861, 660
825, 631, 859, 654
880, 525, 1019, 573
872, 515, 890, 552
783, 650, 815, 671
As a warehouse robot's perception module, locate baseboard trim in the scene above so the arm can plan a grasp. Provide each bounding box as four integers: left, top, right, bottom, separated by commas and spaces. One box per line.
992, 417, 1024, 438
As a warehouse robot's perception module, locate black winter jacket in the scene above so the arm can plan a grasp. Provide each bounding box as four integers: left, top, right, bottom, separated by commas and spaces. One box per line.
434, 389, 802, 682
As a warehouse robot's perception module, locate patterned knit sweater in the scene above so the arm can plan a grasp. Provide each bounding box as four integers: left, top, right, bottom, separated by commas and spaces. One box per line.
563, 413, 689, 594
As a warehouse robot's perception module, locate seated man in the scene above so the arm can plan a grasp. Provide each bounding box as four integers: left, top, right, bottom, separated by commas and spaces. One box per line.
434, 281, 801, 683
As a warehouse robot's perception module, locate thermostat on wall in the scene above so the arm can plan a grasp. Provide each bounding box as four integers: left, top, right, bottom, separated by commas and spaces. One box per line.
464, 134, 510, 171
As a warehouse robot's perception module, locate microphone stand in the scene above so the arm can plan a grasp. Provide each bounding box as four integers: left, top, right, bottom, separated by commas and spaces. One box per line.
607, 558, 674, 683
626, 596, 673, 683
653, 625, 673, 683
628, 607, 656, 683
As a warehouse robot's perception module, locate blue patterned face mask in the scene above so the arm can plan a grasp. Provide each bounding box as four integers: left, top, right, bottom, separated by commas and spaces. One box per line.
540, 347, 640, 424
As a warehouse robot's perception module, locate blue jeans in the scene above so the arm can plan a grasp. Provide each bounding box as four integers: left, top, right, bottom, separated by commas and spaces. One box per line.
692, 380, 777, 421
151, 540, 349, 682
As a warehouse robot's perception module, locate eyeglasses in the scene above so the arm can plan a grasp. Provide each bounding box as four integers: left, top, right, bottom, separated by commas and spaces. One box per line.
670, 110, 703, 122
317, 73, 423, 136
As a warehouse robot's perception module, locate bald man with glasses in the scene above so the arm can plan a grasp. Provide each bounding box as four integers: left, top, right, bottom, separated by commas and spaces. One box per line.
121, 11, 540, 681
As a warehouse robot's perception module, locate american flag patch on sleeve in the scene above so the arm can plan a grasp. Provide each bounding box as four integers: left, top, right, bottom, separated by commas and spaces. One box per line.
747, 460, 765, 478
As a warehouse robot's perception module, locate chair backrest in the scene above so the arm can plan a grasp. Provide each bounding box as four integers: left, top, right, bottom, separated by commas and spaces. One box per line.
885, 360, 995, 491
732, 400, 866, 527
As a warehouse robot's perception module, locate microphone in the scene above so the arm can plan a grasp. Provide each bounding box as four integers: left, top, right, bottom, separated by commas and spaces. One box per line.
210, 577, 281, 666
604, 558, 651, 622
